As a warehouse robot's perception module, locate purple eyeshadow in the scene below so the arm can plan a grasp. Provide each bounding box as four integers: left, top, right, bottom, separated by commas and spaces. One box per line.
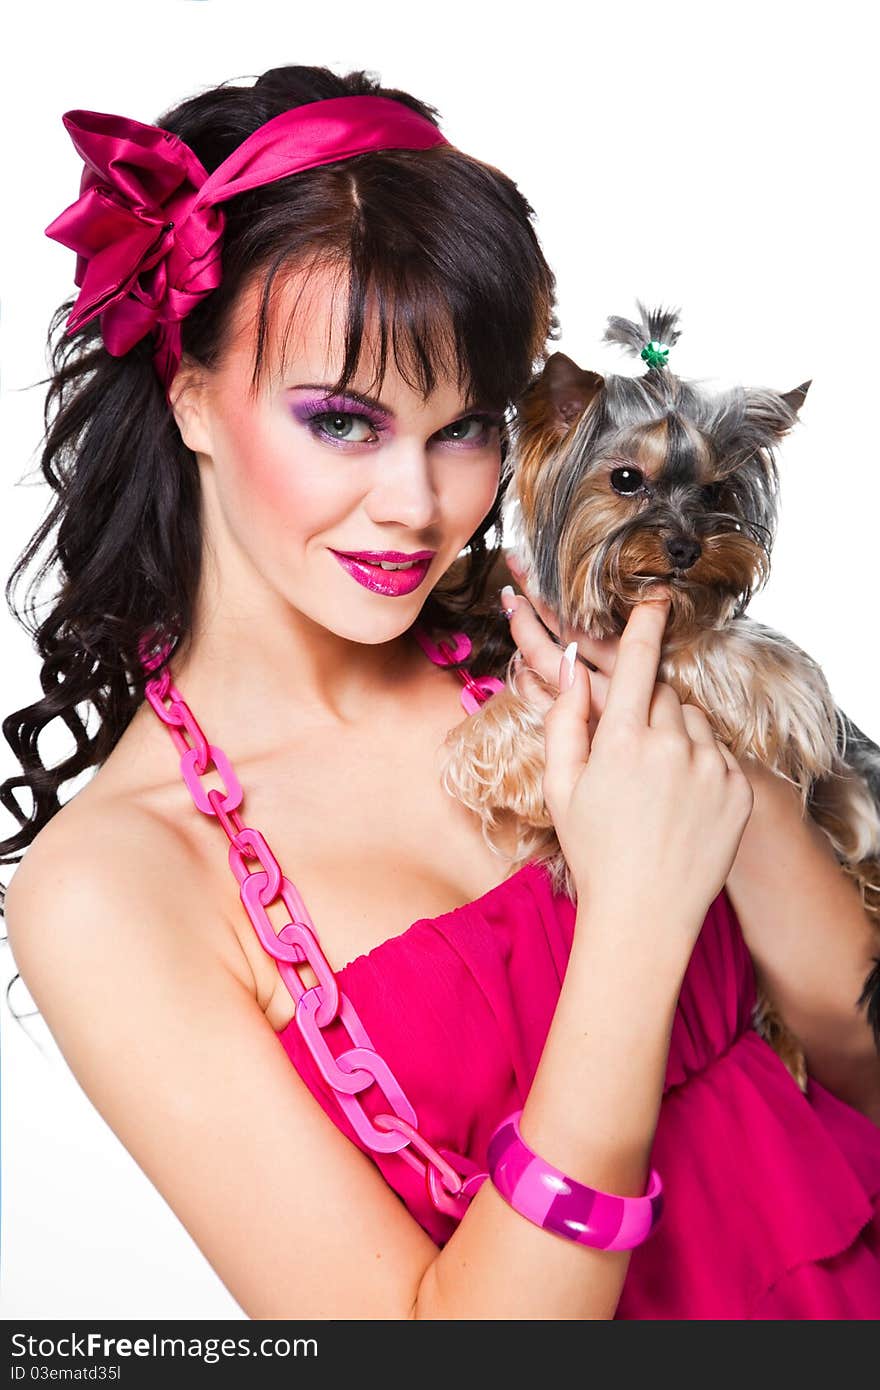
289, 394, 387, 427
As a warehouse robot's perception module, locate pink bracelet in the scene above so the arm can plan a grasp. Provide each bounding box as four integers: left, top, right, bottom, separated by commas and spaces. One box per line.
487, 1110, 664, 1251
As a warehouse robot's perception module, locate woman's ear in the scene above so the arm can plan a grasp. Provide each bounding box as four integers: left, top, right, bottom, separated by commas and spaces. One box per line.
168, 359, 213, 456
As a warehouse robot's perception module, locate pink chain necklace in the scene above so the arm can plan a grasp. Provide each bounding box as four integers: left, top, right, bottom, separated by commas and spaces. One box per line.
138, 624, 504, 1220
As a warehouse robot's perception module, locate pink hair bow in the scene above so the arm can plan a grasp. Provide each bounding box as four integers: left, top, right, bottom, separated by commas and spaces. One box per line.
44, 96, 449, 397
45, 110, 221, 392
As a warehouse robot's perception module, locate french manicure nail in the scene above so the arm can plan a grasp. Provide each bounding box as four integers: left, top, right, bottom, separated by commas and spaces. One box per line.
560, 640, 577, 690
500, 584, 518, 617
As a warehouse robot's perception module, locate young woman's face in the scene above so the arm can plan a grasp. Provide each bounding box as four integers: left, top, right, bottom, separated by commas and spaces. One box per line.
173, 261, 504, 646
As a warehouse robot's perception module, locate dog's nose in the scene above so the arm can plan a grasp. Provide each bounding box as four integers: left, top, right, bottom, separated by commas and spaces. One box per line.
664, 535, 702, 570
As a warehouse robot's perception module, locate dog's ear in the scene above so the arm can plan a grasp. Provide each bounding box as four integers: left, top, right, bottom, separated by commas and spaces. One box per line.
732, 380, 812, 451
779, 380, 811, 417
535, 352, 605, 428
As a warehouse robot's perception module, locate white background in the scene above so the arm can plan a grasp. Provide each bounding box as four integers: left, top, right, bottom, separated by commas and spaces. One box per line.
1, 0, 877, 1319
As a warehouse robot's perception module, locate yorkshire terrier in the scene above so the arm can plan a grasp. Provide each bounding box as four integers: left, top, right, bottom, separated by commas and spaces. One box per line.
441, 302, 880, 1090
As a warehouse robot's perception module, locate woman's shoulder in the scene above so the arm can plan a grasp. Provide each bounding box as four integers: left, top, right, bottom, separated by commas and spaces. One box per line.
4, 784, 255, 1021
8, 777, 185, 898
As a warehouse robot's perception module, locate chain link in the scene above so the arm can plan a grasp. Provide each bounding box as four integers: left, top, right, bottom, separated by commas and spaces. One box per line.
140, 631, 498, 1218
428, 633, 505, 713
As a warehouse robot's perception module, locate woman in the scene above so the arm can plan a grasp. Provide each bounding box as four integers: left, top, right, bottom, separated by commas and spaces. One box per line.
2, 63, 878, 1320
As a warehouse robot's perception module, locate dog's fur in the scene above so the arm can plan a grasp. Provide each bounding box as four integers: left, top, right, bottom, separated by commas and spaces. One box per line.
440, 302, 880, 1089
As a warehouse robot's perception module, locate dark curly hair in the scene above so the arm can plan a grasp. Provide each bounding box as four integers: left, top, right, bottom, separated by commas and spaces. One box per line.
0, 63, 559, 1009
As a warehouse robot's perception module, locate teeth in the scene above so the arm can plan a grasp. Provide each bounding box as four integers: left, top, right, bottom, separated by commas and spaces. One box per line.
377, 560, 419, 570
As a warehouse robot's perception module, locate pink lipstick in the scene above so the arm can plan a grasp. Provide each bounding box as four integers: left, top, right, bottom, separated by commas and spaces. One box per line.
329, 548, 435, 597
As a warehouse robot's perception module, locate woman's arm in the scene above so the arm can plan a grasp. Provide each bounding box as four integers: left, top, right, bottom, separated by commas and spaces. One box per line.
4, 802, 680, 1320
500, 554, 880, 1122
725, 757, 880, 1122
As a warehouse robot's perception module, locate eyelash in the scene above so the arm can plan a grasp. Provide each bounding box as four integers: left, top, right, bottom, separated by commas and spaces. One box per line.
302, 408, 504, 451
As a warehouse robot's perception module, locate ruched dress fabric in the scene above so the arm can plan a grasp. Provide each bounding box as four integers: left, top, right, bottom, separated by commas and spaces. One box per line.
276, 860, 880, 1318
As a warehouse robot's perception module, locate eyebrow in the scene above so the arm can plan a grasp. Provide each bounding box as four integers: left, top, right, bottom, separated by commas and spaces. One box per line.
289, 383, 491, 417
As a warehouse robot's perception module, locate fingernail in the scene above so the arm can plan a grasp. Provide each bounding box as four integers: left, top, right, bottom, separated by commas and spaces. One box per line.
559, 640, 577, 691
500, 584, 518, 618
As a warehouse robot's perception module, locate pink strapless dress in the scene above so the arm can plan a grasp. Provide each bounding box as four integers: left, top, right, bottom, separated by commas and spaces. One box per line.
276, 860, 880, 1318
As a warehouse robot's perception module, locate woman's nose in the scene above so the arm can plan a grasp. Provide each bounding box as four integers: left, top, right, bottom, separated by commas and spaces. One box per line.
365, 447, 441, 530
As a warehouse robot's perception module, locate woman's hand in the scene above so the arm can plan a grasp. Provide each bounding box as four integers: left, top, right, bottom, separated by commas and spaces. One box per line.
505, 554, 619, 676
502, 556, 619, 742
502, 571, 755, 977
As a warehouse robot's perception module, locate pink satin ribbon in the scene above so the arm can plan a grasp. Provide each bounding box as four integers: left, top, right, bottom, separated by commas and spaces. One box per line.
45, 96, 449, 398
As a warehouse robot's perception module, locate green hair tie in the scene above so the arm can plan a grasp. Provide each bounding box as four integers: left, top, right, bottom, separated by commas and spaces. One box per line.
640, 339, 670, 369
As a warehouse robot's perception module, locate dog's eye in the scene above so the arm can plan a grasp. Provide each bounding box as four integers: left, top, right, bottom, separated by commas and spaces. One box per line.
610, 466, 645, 495
700, 482, 725, 506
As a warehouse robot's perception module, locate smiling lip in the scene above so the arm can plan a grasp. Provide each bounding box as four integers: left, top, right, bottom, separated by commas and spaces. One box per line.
329, 548, 435, 597
336, 549, 436, 562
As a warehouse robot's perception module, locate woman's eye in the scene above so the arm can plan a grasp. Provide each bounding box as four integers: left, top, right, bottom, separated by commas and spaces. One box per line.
610, 466, 645, 495
439, 414, 495, 444
303, 407, 501, 449
308, 411, 377, 444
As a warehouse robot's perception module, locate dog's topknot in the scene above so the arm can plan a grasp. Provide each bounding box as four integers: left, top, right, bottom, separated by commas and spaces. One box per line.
602, 300, 683, 368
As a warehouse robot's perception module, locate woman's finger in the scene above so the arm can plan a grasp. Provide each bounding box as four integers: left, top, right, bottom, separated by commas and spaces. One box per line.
680, 704, 742, 774
602, 594, 672, 726
500, 586, 612, 735
507, 570, 567, 647
502, 555, 618, 675
543, 643, 592, 815
647, 680, 688, 731
502, 586, 567, 689
679, 702, 719, 744
504, 555, 558, 632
